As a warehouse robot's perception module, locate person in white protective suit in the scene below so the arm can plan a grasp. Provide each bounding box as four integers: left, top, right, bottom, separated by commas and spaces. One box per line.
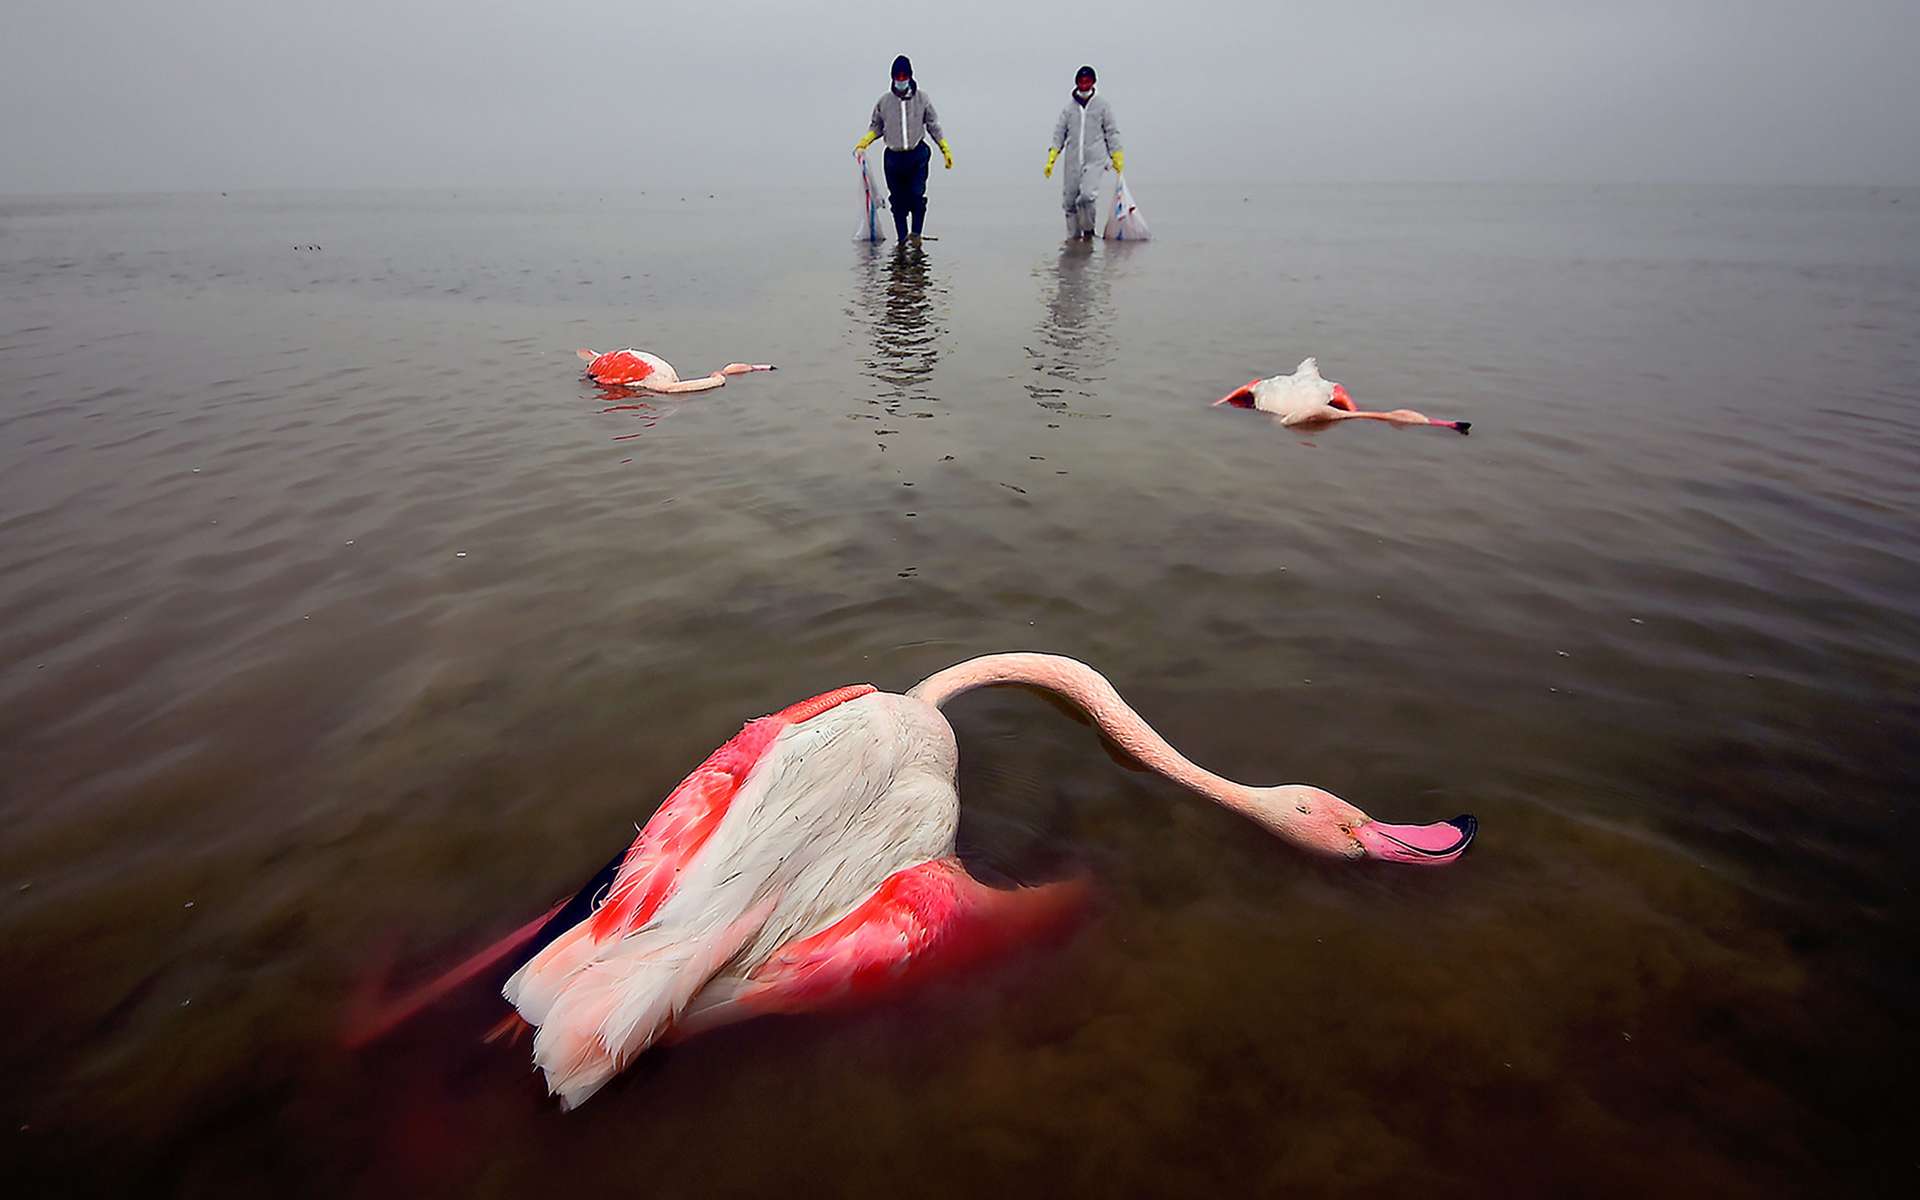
1045, 65, 1124, 241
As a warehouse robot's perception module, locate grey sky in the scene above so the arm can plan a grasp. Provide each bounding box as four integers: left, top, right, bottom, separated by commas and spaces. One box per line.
4, 0, 1917, 193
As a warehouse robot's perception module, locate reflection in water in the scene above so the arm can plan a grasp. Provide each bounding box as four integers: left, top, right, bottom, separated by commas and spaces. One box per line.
9, 188, 1920, 1197
592, 382, 670, 461
850, 243, 949, 417
1026, 242, 1113, 418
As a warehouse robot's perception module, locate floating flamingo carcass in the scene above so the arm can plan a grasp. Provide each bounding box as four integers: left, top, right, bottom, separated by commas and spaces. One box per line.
578, 348, 776, 393
1215, 357, 1470, 434
344, 653, 1477, 1109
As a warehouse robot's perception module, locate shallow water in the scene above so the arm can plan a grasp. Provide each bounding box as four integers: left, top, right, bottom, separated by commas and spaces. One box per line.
3, 184, 1917, 1196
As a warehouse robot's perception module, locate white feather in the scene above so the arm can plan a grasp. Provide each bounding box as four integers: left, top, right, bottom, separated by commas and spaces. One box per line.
1247, 357, 1342, 423
504, 692, 961, 1105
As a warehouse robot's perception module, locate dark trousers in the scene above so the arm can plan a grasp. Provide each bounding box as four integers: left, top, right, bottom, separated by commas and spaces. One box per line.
883, 142, 931, 239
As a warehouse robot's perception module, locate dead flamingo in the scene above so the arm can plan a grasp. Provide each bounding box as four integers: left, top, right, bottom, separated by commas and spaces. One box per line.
578, 347, 776, 393
1214, 357, 1470, 434
341, 653, 1476, 1109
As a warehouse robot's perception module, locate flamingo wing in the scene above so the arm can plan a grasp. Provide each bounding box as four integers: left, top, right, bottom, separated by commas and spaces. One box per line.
503, 687, 877, 1024
338, 685, 877, 1055
1212, 378, 1264, 408
673, 858, 1090, 1037
583, 348, 670, 387
590, 684, 878, 941
499, 684, 881, 1106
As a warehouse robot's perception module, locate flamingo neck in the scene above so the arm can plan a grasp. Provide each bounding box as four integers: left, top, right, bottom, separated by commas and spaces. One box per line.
1336, 408, 1438, 426
907, 653, 1262, 820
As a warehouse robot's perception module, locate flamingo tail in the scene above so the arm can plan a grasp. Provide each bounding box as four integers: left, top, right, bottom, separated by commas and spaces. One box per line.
519, 900, 774, 1109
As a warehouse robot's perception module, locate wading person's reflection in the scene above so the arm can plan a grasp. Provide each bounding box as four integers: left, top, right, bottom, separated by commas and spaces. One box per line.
855, 242, 948, 417
1026, 242, 1113, 411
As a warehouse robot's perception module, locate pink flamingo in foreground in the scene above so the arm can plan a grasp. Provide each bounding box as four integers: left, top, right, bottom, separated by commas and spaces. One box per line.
1215, 357, 1471, 434
578, 347, 776, 392
344, 653, 1476, 1109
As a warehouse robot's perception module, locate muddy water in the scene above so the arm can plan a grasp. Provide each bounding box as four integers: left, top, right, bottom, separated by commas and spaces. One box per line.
2, 185, 1917, 1196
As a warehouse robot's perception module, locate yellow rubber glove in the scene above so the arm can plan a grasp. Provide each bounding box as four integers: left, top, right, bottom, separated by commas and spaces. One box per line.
1044, 147, 1059, 178
1111, 150, 1124, 174
855, 130, 879, 152
940, 139, 954, 170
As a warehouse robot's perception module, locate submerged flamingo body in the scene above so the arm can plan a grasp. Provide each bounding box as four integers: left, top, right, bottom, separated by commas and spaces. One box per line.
578, 347, 775, 393
1215, 357, 1471, 434
349, 654, 1477, 1109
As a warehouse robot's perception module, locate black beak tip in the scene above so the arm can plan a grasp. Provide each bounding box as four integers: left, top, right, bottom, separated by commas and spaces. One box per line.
1454, 421, 1472, 436
1445, 814, 1478, 850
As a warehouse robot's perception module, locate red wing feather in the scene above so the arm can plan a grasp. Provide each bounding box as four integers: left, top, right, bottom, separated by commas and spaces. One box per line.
585, 349, 656, 386
588, 685, 879, 941
739, 859, 1090, 1010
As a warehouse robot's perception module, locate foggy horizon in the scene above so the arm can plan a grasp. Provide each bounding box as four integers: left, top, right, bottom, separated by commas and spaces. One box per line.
5, 0, 1919, 195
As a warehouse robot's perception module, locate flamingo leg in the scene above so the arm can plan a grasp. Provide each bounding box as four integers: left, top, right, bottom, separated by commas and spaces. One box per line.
339, 899, 569, 1049
340, 845, 634, 1049
668, 858, 1090, 1042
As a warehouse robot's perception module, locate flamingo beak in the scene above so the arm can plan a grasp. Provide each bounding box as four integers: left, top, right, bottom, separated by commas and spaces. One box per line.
1355, 815, 1477, 865
1329, 383, 1357, 412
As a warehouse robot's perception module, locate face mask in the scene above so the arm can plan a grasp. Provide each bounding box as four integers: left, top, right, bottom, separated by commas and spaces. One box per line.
1075, 85, 1094, 100
893, 79, 912, 96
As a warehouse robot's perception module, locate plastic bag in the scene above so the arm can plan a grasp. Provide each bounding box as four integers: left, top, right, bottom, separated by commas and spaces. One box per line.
1103, 173, 1151, 242
855, 150, 890, 243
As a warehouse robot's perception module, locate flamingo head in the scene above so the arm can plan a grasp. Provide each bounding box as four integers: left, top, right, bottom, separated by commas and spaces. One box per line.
1240, 786, 1476, 865
1328, 383, 1357, 412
